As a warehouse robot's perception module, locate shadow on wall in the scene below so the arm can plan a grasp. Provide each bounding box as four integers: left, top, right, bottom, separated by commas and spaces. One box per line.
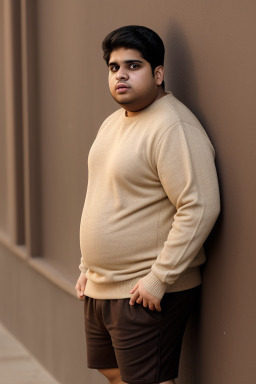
165, 24, 223, 384
166, 24, 199, 118
165, 24, 201, 384
166, 22, 223, 244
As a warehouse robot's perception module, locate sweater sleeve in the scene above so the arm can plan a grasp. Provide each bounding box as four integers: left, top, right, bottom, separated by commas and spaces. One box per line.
141, 122, 220, 299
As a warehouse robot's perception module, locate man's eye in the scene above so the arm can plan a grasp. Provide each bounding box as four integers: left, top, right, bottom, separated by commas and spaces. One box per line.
130, 64, 139, 69
110, 66, 118, 72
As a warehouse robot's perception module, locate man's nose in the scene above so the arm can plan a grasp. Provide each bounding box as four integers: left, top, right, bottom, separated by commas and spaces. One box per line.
116, 71, 128, 80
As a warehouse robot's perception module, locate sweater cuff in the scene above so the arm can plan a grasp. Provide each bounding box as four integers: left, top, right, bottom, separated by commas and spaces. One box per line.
141, 271, 168, 300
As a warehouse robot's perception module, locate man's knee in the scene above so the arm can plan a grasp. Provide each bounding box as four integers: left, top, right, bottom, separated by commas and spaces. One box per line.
99, 368, 124, 384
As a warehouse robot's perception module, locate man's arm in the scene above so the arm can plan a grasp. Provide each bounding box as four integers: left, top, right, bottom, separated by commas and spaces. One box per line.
130, 123, 220, 307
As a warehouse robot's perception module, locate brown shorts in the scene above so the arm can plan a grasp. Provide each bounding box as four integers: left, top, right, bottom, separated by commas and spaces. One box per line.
84, 286, 200, 384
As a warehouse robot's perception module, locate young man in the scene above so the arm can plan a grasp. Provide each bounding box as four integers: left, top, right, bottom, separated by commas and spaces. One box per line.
75, 25, 220, 384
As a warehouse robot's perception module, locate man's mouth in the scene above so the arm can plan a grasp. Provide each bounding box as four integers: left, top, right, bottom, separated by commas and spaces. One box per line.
116, 83, 130, 93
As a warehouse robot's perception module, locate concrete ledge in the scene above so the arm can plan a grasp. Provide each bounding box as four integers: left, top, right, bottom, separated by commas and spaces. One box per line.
0, 323, 60, 384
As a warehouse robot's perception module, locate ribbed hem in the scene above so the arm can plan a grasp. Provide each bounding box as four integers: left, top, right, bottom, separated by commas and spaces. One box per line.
83, 267, 202, 299
84, 277, 140, 299
141, 271, 167, 299
165, 267, 202, 293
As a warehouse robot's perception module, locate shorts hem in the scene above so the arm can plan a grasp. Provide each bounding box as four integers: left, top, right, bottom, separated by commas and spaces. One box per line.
121, 374, 178, 384
88, 363, 119, 370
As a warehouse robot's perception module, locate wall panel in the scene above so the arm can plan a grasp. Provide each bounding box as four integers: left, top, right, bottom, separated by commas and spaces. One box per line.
1, 0, 25, 245
0, 0, 8, 235
35, 0, 93, 279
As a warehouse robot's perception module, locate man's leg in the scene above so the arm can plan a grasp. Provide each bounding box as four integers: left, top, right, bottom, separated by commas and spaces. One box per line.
161, 381, 175, 384
99, 369, 175, 384
99, 368, 125, 384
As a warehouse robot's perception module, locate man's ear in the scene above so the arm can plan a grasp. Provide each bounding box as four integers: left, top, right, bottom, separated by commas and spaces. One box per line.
154, 66, 164, 86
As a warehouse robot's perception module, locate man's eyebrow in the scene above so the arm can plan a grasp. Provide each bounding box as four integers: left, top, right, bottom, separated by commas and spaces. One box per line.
108, 59, 143, 66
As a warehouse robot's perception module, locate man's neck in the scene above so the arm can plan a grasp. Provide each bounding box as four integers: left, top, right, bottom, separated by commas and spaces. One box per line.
125, 88, 167, 117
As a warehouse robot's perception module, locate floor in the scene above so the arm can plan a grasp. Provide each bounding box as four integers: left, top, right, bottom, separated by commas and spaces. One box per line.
0, 322, 60, 384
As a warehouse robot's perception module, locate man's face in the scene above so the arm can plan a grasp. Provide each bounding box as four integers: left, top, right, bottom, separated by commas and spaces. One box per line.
108, 48, 163, 116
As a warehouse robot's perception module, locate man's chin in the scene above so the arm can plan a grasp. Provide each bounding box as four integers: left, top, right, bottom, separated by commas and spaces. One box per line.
111, 94, 134, 106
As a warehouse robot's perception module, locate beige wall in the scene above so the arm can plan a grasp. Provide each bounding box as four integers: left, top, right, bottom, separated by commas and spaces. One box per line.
0, 1, 255, 383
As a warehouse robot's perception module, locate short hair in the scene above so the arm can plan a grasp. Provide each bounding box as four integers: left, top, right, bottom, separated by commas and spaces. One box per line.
102, 25, 165, 88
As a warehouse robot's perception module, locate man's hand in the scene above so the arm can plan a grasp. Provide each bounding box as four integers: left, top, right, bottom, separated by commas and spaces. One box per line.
129, 279, 161, 312
75, 272, 87, 301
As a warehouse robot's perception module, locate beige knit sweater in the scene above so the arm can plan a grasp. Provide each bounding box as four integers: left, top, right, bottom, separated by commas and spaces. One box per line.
79, 92, 220, 299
